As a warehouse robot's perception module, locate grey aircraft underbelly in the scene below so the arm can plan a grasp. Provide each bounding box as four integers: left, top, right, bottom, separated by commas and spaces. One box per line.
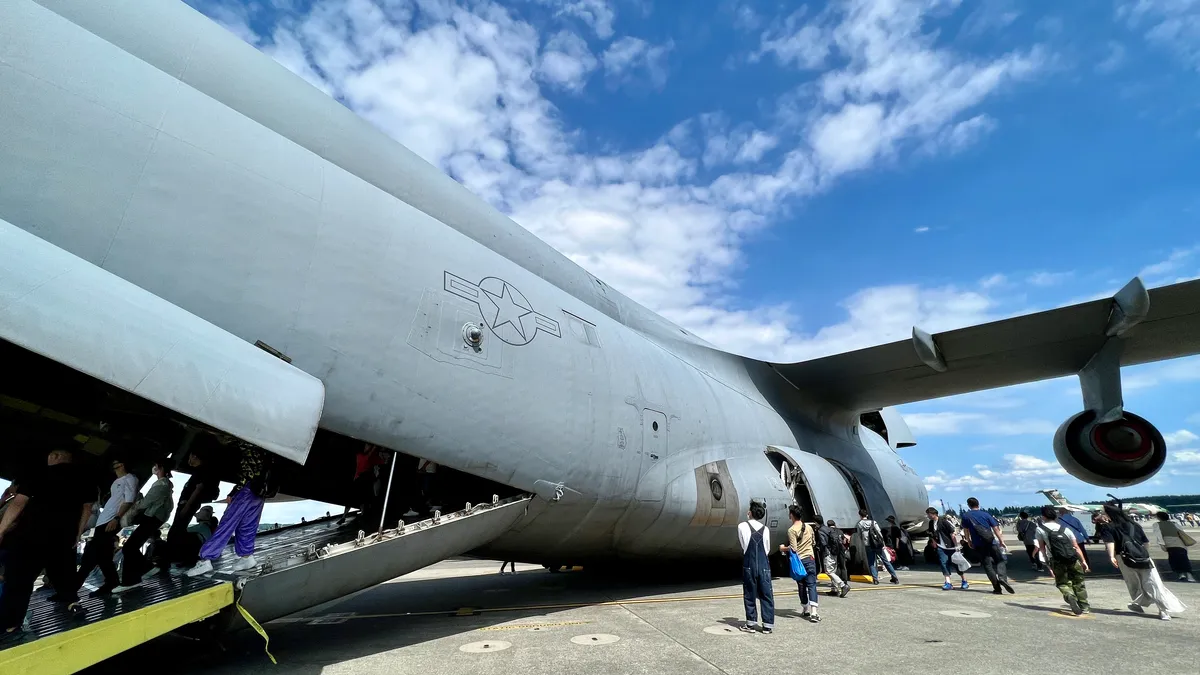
3, 0, 1200, 566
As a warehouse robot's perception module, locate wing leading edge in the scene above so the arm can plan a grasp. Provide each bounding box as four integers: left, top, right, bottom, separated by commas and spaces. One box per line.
769, 278, 1200, 411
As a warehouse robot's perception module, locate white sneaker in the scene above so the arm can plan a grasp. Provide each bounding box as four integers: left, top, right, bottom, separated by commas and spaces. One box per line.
185, 560, 214, 577
230, 555, 258, 572
1160, 610, 1171, 621
112, 582, 142, 594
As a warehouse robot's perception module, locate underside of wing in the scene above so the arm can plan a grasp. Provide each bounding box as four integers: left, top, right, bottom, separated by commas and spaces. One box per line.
768, 278, 1200, 412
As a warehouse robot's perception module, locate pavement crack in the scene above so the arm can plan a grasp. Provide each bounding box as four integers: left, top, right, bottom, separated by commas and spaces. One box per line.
613, 601, 730, 675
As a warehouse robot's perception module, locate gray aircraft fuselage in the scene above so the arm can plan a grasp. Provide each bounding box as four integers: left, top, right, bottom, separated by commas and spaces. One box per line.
0, 0, 929, 561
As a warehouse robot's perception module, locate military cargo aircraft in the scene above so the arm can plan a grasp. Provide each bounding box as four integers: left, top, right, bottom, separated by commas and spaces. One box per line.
1037, 489, 1165, 516
2, 0, 1200, 592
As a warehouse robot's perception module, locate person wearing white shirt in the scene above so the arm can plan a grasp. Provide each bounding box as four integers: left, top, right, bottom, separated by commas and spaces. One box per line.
737, 501, 774, 633
76, 458, 139, 596
1154, 511, 1196, 582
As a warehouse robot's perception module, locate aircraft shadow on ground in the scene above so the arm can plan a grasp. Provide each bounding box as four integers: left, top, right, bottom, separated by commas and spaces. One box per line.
81, 564, 749, 674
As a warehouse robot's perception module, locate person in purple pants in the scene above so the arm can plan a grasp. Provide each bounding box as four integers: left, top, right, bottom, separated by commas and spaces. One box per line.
187, 439, 271, 576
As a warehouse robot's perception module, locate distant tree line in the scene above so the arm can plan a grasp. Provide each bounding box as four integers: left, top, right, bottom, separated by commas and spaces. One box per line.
990, 494, 1200, 515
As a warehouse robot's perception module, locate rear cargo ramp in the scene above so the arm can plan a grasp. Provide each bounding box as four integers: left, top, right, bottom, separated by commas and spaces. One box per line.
234, 495, 533, 625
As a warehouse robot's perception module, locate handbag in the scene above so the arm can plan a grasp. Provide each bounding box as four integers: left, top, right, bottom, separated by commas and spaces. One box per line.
788, 550, 808, 581
883, 546, 896, 563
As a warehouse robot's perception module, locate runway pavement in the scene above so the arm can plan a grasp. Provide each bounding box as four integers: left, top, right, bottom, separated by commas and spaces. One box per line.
81, 548, 1199, 675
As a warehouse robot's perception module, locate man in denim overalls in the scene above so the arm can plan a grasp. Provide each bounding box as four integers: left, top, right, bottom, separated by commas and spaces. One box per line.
738, 500, 775, 633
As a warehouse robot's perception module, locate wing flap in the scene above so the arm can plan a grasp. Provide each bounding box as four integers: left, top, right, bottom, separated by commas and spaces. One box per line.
770, 279, 1200, 411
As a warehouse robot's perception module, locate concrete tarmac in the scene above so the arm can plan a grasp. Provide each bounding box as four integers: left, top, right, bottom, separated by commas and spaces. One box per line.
82, 547, 1199, 675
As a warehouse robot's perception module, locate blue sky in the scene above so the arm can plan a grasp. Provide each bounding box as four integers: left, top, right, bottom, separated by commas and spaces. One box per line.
155, 0, 1200, 514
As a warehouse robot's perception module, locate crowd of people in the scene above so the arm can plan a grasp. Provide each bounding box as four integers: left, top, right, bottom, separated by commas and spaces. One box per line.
740, 495, 1194, 632
0, 436, 276, 641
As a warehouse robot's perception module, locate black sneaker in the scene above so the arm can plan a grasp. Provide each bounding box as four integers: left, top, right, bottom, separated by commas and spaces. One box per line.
1066, 596, 1082, 615
992, 588, 1004, 595
89, 585, 115, 598
809, 614, 822, 624
889, 577, 899, 585
1001, 581, 1015, 594
839, 584, 851, 598
739, 624, 756, 633
762, 627, 773, 634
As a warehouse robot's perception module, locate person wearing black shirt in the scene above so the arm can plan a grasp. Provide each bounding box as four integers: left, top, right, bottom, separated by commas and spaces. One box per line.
1097, 506, 1187, 620
147, 449, 220, 575
0, 449, 95, 636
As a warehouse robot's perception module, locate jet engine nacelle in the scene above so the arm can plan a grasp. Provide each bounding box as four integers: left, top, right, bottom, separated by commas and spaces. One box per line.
1053, 410, 1167, 488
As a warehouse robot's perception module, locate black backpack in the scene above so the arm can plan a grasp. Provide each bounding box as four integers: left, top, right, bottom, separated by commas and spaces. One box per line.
865, 521, 885, 548
820, 527, 844, 556
1038, 522, 1077, 563
1116, 522, 1153, 569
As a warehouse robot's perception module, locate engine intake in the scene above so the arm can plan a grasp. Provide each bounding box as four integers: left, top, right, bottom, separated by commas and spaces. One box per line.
1053, 410, 1166, 488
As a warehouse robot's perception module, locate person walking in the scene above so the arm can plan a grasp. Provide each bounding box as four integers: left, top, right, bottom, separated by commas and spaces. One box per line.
960, 497, 1013, 595
856, 509, 898, 585
113, 458, 175, 592
1036, 506, 1090, 615
1098, 504, 1187, 620
0, 449, 94, 639
817, 519, 851, 598
77, 457, 139, 596
927, 507, 969, 590
780, 506, 821, 623
1015, 511, 1044, 572
187, 439, 273, 576
885, 515, 914, 567
1057, 507, 1091, 567
738, 501, 774, 633
1154, 511, 1196, 582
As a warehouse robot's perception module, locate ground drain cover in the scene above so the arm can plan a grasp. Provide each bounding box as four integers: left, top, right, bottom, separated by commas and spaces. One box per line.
459, 641, 513, 653
938, 610, 990, 618
571, 634, 620, 645
703, 625, 743, 635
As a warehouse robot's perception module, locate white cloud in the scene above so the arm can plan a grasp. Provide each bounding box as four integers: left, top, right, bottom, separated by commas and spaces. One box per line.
958, 3, 1021, 39
905, 412, 1058, 436
602, 36, 674, 87
914, 226, 930, 233
924, 453, 1069, 494
1120, 0, 1200, 71
1138, 246, 1200, 285
1096, 40, 1127, 72
772, 0, 1046, 181
1027, 270, 1073, 287
1174, 450, 1200, 464
758, 9, 831, 69
1164, 429, 1200, 447
538, 0, 616, 39
538, 31, 598, 91
980, 273, 1007, 289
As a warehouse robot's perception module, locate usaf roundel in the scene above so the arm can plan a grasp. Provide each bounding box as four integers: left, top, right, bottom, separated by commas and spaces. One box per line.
444, 272, 561, 346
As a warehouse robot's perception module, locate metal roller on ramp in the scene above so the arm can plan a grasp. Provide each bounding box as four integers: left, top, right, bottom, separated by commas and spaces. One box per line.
232, 495, 533, 625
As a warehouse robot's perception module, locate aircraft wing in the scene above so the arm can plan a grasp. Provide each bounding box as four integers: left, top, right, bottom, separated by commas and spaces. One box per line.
769, 278, 1200, 411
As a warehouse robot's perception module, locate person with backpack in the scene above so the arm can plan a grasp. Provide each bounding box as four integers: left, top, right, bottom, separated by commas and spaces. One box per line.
780, 506, 821, 622
1035, 506, 1089, 615
1153, 511, 1195, 582
1098, 504, 1186, 620
187, 438, 275, 577
1056, 507, 1091, 567
959, 497, 1013, 595
927, 507, 969, 591
1015, 511, 1044, 572
738, 500, 774, 633
856, 509, 898, 585
817, 519, 851, 597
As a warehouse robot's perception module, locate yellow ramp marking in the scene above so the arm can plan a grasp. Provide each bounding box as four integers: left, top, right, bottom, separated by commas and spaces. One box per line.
0, 583, 233, 675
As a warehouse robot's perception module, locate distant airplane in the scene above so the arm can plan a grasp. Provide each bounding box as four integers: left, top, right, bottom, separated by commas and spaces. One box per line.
1037, 489, 1164, 516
